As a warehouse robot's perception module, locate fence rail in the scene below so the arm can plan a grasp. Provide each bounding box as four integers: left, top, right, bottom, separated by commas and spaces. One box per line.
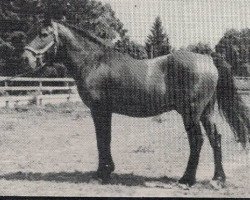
235, 76, 250, 81
0, 76, 249, 108
235, 76, 250, 94
0, 76, 80, 108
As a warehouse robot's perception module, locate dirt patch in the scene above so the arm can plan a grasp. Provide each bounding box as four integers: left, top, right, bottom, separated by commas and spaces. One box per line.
0, 102, 249, 197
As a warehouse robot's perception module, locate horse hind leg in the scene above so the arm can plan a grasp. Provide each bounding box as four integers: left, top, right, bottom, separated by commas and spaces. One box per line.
201, 100, 226, 188
179, 114, 204, 186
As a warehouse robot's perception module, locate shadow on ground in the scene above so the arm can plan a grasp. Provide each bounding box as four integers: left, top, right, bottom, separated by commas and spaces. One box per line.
0, 171, 180, 187
0, 171, 236, 191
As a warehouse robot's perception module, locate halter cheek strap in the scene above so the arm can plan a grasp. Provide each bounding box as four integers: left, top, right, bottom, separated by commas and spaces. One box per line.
52, 22, 59, 45
24, 22, 59, 66
24, 41, 55, 55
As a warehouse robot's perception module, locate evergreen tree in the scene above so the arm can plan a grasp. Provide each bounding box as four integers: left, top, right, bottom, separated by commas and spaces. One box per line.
114, 36, 147, 60
145, 16, 171, 58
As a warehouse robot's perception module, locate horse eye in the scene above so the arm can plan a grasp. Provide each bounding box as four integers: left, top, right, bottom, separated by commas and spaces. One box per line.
40, 33, 49, 38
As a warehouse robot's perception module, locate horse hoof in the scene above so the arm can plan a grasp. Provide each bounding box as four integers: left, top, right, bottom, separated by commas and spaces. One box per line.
178, 177, 195, 188
177, 183, 190, 190
92, 176, 111, 185
209, 180, 225, 190
96, 171, 111, 184
89, 178, 102, 185
100, 177, 111, 185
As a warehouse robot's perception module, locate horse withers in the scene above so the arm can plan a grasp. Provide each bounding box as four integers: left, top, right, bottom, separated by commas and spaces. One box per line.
22, 19, 250, 188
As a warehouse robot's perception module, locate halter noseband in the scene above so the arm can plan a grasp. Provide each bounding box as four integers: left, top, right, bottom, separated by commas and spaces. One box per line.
24, 22, 59, 68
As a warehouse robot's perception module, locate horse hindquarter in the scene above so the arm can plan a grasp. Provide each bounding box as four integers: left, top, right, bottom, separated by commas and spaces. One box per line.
166, 52, 218, 120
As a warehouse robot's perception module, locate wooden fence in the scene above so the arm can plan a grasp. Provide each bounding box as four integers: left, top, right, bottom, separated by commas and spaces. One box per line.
0, 76, 249, 108
0, 77, 81, 108
235, 76, 250, 95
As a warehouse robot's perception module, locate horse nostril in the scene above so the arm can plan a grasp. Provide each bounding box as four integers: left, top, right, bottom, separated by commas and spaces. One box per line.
21, 57, 30, 69
22, 57, 29, 65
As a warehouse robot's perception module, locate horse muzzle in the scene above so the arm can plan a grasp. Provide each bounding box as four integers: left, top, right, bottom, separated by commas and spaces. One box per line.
21, 51, 40, 72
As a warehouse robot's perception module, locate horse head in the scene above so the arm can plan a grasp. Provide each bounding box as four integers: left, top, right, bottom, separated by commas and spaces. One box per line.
22, 18, 60, 73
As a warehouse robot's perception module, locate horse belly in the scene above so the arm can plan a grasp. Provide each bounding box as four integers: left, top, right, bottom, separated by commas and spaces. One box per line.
110, 88, 174, 117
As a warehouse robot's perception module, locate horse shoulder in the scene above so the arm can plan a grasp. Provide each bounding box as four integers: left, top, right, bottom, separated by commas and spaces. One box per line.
85, 63, 112, 101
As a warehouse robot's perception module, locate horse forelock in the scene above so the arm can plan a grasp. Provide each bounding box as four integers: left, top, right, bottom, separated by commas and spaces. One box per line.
26, 22, 58, 45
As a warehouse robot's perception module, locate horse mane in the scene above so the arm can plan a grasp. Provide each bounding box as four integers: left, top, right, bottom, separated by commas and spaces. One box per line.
59, 21, 114, 49
58, 21, 139, 62
26, 20, 114, 49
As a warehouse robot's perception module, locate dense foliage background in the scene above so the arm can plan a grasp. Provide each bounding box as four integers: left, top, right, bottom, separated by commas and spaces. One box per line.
0, 0, 249, 77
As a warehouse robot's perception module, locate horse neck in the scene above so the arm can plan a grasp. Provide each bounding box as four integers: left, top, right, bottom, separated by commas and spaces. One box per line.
57, 23, 104, 80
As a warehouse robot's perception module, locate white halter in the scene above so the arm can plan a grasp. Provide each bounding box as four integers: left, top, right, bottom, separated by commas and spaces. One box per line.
24, 22, 59, 67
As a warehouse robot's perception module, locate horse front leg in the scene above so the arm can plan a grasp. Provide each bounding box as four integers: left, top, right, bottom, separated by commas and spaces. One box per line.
91, 104, 114, 183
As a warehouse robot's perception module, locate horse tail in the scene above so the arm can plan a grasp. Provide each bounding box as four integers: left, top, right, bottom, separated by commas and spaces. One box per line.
212, 53, 250, 148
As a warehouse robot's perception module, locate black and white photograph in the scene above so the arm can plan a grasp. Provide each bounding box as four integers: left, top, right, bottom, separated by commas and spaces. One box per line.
0, 0, 249, 198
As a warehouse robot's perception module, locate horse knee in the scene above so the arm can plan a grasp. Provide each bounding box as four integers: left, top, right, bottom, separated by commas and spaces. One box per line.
213, 131, 222, 148
184, 122, 204, 151
202, 117, 222, 148
192, 134, 204, 151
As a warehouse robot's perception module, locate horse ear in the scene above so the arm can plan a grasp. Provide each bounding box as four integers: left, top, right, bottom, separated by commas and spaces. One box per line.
43, 0, 52, 26
44, 16, 52, 26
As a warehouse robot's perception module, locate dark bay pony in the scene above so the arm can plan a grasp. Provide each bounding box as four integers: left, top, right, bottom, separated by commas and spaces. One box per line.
22, 19, 250, 188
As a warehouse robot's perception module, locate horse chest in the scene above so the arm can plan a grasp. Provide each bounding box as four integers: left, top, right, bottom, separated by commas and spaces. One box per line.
76, 83, 92, 108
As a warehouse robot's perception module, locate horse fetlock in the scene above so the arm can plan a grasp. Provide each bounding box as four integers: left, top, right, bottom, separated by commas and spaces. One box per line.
97, 163, 114, 181
213, 173, 226, 182
210, 179, 225, 190
98, 160, 115, 171
96, 168, 112, 184
178, 176, 196, 187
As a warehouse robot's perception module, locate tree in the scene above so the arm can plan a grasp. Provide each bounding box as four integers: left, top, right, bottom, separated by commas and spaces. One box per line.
0, 0, 43, 76
114, 38, 147, 59
186, 42, 213, 55
215, 28, 250, 76
235, 63, 250, 77
0, 0, 150, 76
47, 0, 126, 40
0, 0, 43, 38
145, 16, 171, 58
0, 0, 127, 41
0, 31, 29, 76
0, 0, 129, 77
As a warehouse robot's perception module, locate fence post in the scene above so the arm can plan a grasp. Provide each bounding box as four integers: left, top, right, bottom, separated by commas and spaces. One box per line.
66, 81, 70, 102
0, 77, 81, 107
4, 81, 9, 108
37, 80, 43, 106
150, 45, 154, 59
